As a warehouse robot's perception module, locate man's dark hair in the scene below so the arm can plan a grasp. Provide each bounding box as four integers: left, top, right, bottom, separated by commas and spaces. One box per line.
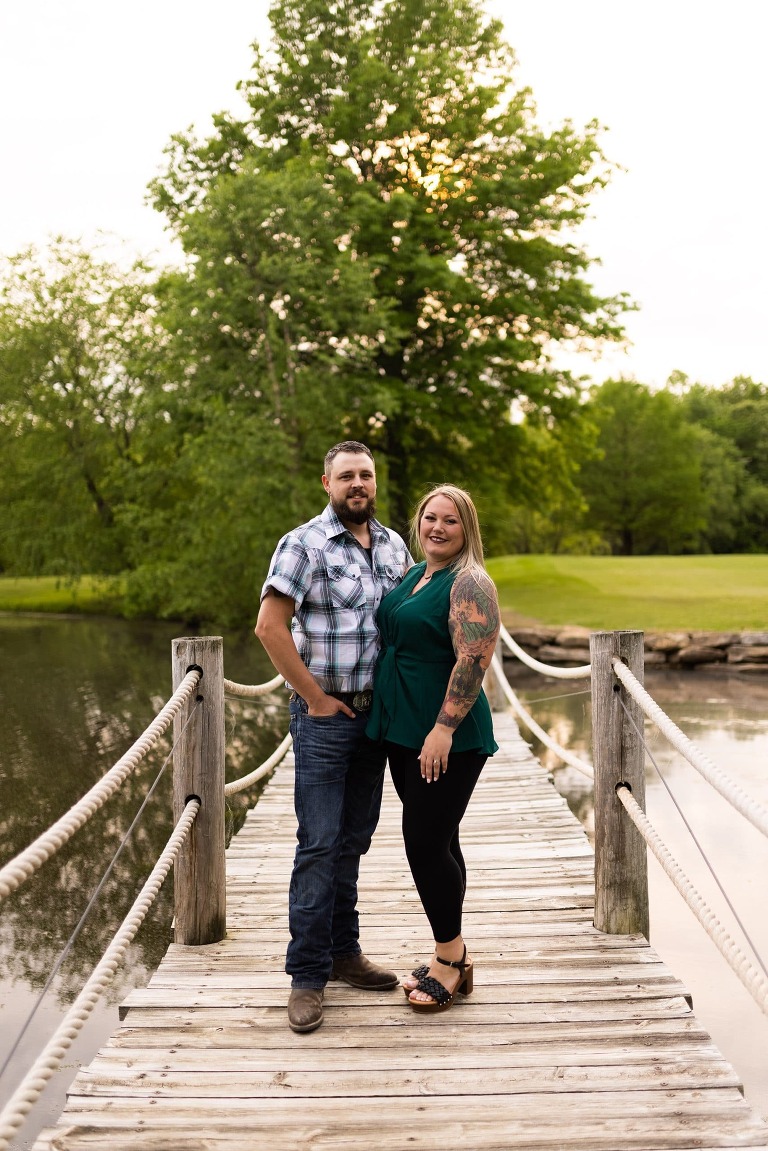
324, 440, 374, 474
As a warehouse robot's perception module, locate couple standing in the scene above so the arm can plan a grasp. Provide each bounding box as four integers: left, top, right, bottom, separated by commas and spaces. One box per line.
255, 440, 500, 1033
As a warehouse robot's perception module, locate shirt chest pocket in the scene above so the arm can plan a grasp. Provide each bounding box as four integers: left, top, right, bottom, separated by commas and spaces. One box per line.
376, 561, 403, 594
327, 566, 367, 610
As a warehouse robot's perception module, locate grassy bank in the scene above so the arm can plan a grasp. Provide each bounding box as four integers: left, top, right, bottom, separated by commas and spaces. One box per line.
2, 556, 767, 631
486, 554, 768, 631
0, 576, 124, 616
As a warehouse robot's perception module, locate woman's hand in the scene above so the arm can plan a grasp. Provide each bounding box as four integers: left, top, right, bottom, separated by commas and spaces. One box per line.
419, 724, 454, 782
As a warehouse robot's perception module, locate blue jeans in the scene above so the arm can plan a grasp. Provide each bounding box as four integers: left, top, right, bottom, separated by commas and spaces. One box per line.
286, 696, 387, 988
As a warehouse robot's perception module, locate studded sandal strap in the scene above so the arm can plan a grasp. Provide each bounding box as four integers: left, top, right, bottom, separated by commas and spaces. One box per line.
414, 974, 452, 1006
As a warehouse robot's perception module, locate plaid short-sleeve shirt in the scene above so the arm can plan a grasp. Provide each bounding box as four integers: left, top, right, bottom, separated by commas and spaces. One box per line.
261, 504, 411, 693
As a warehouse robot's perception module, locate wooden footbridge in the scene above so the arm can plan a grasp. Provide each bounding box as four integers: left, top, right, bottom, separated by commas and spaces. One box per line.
32, 705, 768, 1150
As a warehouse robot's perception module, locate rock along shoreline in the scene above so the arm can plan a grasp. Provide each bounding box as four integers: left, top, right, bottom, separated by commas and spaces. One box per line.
503, 626, 768, 675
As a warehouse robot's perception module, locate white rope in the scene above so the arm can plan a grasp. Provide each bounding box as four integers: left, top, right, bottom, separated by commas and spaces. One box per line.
224, 672, 284, 698
616, 786, 768, 1018
499, 623, 592, 679
490, 655, 594, 777
224, 733, 293, 796
612, 659, 768, 840
0, 670, 201, 903
0, 799, 200, 1151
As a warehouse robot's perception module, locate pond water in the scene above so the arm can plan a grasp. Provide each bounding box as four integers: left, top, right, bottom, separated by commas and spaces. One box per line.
508, 662, 768, 1121
0, 618, 767, 1147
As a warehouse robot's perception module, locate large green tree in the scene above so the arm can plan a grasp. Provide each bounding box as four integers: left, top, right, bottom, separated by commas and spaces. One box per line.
0, 2, 636, 626
150, 0, 629, 533
577, 379, 713, 555
679, 376, 768, 551
0, 241, 159, 575
0, 240, 314, 624
118, 400, 304, 625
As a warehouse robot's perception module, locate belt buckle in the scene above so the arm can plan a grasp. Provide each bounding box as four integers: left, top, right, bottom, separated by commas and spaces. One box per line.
352, 690, 373, 712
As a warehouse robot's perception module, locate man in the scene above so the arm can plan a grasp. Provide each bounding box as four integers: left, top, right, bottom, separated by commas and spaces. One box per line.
255, 440, 411, 1033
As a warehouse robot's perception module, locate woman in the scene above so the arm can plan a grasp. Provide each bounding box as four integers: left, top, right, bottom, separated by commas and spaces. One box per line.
367, 484, 500, 1013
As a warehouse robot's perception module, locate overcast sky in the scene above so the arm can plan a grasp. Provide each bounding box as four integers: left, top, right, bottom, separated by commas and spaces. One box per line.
1, 0, 765, 389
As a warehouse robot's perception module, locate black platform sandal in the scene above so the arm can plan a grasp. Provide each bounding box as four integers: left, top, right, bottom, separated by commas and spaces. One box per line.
408, 945, 473, 1013
403, 954, 475, 997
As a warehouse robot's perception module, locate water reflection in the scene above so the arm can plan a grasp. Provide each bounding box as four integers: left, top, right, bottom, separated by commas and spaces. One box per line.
505, 671, 595, 839
0, 614, 289, 1145
0, 618, 288, 997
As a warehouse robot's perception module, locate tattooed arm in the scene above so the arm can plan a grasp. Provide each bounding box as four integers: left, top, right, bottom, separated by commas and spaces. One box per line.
419, 570, 500, 781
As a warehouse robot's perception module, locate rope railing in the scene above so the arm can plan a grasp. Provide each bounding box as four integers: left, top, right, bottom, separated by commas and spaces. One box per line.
0, 699, 202, 1092
222, 668, 289, 794
612, 657, 768, 840
499, 623, 591, 680
0, 641, 291, 1145
497, 633, 768, 844
0, 798, 200, 1151
505, 628, 767, 975
489, 655, 594, 778
0, 669, 202, 903
224, 671, 283, 698
616, 785, 768, 1018
224, 732, 293, 796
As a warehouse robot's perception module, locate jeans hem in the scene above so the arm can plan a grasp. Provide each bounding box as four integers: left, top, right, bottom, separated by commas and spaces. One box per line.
331, 947, 362, 960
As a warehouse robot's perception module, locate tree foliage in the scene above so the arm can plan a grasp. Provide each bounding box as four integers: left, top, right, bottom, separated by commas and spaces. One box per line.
678, 377, 768, 552
0, 241, 159, 575
8, 4, 767, 622
150, 0, 629, 530
0, 242, 316, 625
577, 379, 710, 555
564, 376, 768, 557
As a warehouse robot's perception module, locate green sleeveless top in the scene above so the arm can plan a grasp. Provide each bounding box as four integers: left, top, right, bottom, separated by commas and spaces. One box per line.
366, 561, 498, 755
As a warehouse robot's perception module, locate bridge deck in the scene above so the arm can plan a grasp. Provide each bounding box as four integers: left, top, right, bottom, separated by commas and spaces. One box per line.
35, 712, 768, 1149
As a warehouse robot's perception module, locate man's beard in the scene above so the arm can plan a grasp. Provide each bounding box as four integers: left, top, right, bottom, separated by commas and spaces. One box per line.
331, 494, 376, 525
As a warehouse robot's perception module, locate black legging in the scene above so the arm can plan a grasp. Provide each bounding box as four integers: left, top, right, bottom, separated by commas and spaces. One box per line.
386, 742, 486, 943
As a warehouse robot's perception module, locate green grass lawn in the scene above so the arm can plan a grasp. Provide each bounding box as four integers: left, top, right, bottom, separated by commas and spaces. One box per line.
486, 554, 768, 631
0, 575, 124, 616
2, 557, 766, 631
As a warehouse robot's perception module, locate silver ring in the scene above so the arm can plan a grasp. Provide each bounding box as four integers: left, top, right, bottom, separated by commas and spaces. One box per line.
433, 759, 439, 765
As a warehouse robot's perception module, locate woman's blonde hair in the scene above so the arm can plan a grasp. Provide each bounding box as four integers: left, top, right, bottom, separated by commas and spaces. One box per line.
409, 484, 487, 579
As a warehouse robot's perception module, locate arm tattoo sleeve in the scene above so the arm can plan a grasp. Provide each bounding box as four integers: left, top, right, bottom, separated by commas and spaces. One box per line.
436, 572, 501, 729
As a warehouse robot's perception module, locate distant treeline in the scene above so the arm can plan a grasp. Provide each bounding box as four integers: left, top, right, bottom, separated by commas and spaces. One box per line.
1, 0, 766, 627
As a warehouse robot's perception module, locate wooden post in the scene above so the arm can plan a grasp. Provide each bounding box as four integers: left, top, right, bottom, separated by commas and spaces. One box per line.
172, 636, 226, 945
590, 630, 649, 937
484, 637, 508, 712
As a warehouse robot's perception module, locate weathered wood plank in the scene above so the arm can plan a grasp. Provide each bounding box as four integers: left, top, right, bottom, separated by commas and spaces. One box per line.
146, 967, 675, 991
32, 1091, 768, 1151
118, 980, 691, 1013
110, 995, 697, 1040
73, 1058, 742, 1096
91, 1030, 721, 1070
